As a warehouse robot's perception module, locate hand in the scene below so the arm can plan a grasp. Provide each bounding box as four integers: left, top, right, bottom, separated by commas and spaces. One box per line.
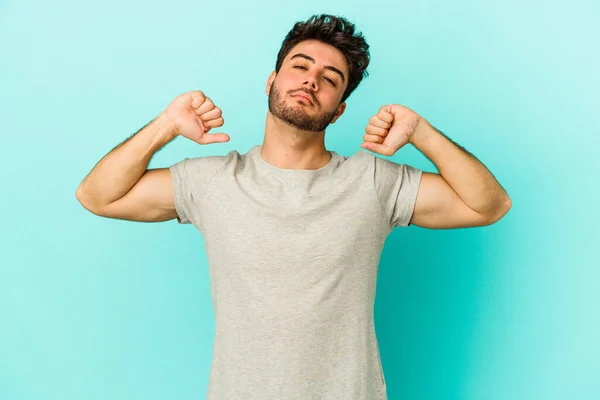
162, 90, 230, 144
361, 104, 423, 156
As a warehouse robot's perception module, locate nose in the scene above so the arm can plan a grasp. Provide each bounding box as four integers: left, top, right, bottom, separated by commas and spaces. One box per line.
303, 74, 319, 91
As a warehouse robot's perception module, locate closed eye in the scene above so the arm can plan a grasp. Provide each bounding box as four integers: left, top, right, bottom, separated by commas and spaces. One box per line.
294, 65, 336, 86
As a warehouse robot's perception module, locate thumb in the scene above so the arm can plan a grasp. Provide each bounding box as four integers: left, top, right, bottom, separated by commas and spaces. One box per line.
361, 141, 394, 156
197, 132, 231, 145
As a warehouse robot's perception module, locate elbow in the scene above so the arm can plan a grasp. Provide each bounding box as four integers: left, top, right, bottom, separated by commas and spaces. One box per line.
485, 195, 512, 225
75, 185, 84, 202
501, 194, 512, 216
75, 186, 90, 209
75, 186, 102, 215
504, 195, 512, 212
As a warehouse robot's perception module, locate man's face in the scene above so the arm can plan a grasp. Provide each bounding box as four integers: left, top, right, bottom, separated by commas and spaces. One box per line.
266, 40, 348, 132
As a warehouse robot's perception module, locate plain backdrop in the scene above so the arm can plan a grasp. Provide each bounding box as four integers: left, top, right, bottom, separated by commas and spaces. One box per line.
1, 0, 598, 399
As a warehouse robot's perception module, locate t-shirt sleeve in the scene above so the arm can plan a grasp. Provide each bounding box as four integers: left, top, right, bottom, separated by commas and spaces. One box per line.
373, 156, 423, 228
168, 156, 226, 225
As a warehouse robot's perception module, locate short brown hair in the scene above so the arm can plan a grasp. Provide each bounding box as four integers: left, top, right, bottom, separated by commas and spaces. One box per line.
275, 14, 370, 103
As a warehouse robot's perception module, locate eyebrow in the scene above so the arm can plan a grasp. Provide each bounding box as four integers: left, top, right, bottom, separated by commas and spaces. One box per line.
289, 53, 346, 84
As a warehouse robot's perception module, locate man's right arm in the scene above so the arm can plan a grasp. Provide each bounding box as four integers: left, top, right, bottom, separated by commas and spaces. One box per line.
75, 90, 228, 222
75, 113, 179, 222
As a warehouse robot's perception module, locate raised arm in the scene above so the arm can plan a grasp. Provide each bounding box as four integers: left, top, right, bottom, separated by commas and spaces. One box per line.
362, 104, 511, 229
407, 119, 511, 228
75, 90, 229, 222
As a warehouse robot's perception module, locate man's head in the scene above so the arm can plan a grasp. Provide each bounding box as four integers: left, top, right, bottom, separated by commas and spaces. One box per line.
266, 14, 370, 132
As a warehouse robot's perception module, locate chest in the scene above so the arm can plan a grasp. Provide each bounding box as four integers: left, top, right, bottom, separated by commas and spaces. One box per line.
198, 182, 388, 263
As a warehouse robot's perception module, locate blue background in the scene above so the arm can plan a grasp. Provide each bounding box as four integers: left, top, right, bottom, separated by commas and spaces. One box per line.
1, 0, 598, 399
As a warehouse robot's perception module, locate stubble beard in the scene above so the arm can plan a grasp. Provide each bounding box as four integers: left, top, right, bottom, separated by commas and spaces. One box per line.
268, 84, 338, 132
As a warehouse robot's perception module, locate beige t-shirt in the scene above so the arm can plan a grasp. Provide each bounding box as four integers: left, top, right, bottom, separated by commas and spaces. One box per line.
169, 145, 423, 400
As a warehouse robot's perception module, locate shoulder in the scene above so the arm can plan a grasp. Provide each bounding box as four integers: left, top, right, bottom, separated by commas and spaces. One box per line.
344, 150, 423, 190
169, 149, 242, 180
182, 149, 240, 166
339, 149, 407, 175
338, 149, 376, 168
178, 149, 242, 167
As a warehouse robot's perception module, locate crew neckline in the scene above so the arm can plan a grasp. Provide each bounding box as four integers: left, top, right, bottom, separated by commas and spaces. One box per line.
252, 145, 338, 175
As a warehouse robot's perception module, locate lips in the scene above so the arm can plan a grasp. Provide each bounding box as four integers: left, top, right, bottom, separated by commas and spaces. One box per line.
291, 92, 314, 105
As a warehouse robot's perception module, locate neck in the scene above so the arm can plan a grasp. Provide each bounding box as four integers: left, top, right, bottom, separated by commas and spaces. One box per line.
260, 112, 332, 170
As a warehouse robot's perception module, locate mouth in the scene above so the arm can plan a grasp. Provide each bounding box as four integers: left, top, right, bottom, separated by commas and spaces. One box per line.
291, 92, 314, 105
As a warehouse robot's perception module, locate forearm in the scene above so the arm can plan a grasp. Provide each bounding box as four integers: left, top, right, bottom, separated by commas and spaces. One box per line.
410, 119, 510, 215
76, 113, 177, 209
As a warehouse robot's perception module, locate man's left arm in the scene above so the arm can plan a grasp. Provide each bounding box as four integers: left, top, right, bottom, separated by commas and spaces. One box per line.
409, 119, 511, 228
362, 104, 512, 229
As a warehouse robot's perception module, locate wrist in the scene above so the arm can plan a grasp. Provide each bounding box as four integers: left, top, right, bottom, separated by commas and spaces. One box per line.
409, 117, 434, 148
155, 112, 179, 141
135, 113, 179, 153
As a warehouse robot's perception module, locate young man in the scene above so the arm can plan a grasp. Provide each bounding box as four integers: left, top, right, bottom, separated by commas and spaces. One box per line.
76, 14, 511, 400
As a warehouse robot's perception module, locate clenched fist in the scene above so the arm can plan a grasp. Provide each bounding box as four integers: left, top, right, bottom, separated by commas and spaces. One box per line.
361, 104, 423, 156
162, 90, 230, 145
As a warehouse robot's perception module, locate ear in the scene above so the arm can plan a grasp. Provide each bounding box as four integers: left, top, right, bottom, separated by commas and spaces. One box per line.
329, 102, 347, 124
265, 71, 276, 95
